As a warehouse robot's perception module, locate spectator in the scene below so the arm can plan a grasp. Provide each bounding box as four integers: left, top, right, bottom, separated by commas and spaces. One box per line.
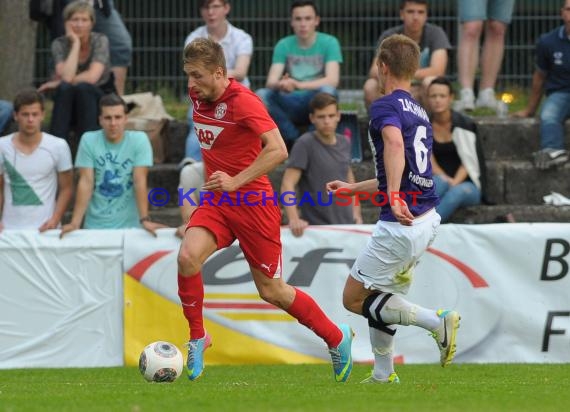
0, 89, 73, 231
363, 0, 450, 108
455, 0, 516, 111
427, 77, 486, 222
0, 100, 13, 135
39, 0, 132, 95
60, 94, 163, 236
38, 0, 115, 150
514, 0, 570, 169
176, 0, 253, 238
281, 92, 362, 237
256, 0, 342, 145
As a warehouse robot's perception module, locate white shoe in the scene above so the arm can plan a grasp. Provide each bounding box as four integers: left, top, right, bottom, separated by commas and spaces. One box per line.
431, 309, 461, 367
476, 88, 498, 110
454, 88, 475, 112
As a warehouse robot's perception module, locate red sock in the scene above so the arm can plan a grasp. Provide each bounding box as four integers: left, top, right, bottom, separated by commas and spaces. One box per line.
286, 288, 342, 348
178, 272, 205, 340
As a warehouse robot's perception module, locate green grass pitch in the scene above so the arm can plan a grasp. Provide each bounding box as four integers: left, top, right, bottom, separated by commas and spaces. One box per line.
1, 364, 569, 412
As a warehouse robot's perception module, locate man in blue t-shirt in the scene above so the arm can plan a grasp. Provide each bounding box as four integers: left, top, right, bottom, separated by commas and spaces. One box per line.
60, 94, 164, 236
327, 34, 460, 384
256, 0, 343, 144
514, 0, 570, 170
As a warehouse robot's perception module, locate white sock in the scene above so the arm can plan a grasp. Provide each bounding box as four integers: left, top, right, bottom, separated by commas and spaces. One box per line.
376, 294, 441, 331
370, 325, 396, 380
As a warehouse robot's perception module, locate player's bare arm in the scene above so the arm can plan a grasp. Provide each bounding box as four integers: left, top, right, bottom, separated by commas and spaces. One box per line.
204, 128, 287, 192
382, 125, 413, 225
326, 178, 377, 195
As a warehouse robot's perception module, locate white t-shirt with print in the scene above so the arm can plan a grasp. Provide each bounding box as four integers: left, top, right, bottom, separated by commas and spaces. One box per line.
184, 22, 253, 88
0, 133, 72, 229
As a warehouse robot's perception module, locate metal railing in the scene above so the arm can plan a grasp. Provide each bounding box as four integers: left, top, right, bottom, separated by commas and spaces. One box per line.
34, 0, 564, 98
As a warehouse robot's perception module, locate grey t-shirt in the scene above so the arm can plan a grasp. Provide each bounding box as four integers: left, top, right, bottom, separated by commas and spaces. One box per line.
377, 23, 451, 68
286, 131, 354, 225
51, 31, 112, 87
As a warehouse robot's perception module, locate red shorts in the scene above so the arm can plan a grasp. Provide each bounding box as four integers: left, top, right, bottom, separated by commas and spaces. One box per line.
187, 202, 283, 278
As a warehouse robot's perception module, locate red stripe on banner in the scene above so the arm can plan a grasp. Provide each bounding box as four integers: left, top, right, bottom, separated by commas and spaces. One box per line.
126, 250, 173, 281
204, 302, 277, 310
427, 247, 488, 288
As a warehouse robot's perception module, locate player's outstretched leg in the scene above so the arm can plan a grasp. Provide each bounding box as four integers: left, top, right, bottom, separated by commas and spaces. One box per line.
431, 309, 461, 367
186, 332, 212, 380
328, 323, 354, 382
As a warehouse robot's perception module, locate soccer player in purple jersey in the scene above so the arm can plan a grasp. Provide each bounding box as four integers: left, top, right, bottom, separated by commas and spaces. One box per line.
327, 34, 460, 383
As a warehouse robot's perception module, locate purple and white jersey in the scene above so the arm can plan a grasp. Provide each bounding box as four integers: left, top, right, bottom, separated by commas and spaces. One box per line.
368, 89, 439, 222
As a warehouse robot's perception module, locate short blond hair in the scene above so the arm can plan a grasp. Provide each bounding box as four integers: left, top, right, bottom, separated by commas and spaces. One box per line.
183, 38, 227, 75
376, 34, 420, 81
63, 0, 95, 23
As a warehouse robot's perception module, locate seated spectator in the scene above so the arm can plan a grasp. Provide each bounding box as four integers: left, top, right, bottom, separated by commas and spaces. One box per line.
256, 0, 342, 145
0, 89, 73, 231
39, 0, 133, 95
514, 0, 570, 170
38, 0, 115, 151
0, 100, 12, 134
181, 0, 252, 163
427, 77, 486, 222
60, 94, 164, 236
281, 93, 362, 237
363, 0, 450, 108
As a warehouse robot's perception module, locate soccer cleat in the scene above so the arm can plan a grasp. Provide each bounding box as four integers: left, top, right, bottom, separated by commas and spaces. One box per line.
361, 372, 400, 384
431, 309, 460, 367
532, 148, 569, 170
328, 324, 354, 382
186, 333, 212, 381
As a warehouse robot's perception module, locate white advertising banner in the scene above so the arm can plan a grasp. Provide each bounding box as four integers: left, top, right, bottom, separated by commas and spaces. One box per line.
0, 230, 124, 369
123, 224, 570, 364
1, 224, 569, 369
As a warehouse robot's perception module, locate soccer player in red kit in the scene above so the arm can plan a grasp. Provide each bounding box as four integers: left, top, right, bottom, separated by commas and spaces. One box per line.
177, 38, 353, 382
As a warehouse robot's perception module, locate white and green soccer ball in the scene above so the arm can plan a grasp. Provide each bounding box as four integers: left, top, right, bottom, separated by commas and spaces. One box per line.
139, 341, 184, 383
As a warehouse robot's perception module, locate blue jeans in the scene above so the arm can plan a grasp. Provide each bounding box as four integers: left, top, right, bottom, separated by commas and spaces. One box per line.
185, 105, 203, 162
94, 0, 132, 67
434, 175, 481, 222
539, 91, 570, 150
256, 86, 338, 142
0, 100, 13, 134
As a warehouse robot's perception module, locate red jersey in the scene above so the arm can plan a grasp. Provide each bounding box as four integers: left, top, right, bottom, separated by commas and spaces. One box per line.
189, 80, 277, 196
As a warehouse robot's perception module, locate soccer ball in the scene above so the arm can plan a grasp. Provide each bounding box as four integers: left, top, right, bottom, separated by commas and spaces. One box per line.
139, 341, 184, 382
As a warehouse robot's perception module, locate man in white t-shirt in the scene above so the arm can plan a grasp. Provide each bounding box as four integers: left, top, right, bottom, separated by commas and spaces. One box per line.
0, 89, 73, 231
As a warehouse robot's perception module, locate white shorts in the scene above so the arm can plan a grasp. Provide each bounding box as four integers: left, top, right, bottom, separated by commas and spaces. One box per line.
350, 209, 440, 294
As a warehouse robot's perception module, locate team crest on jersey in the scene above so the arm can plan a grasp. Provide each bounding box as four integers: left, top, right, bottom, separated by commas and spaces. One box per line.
214, 103, 227, 119
554, 51, 563, 65
194, 122, 224, 149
